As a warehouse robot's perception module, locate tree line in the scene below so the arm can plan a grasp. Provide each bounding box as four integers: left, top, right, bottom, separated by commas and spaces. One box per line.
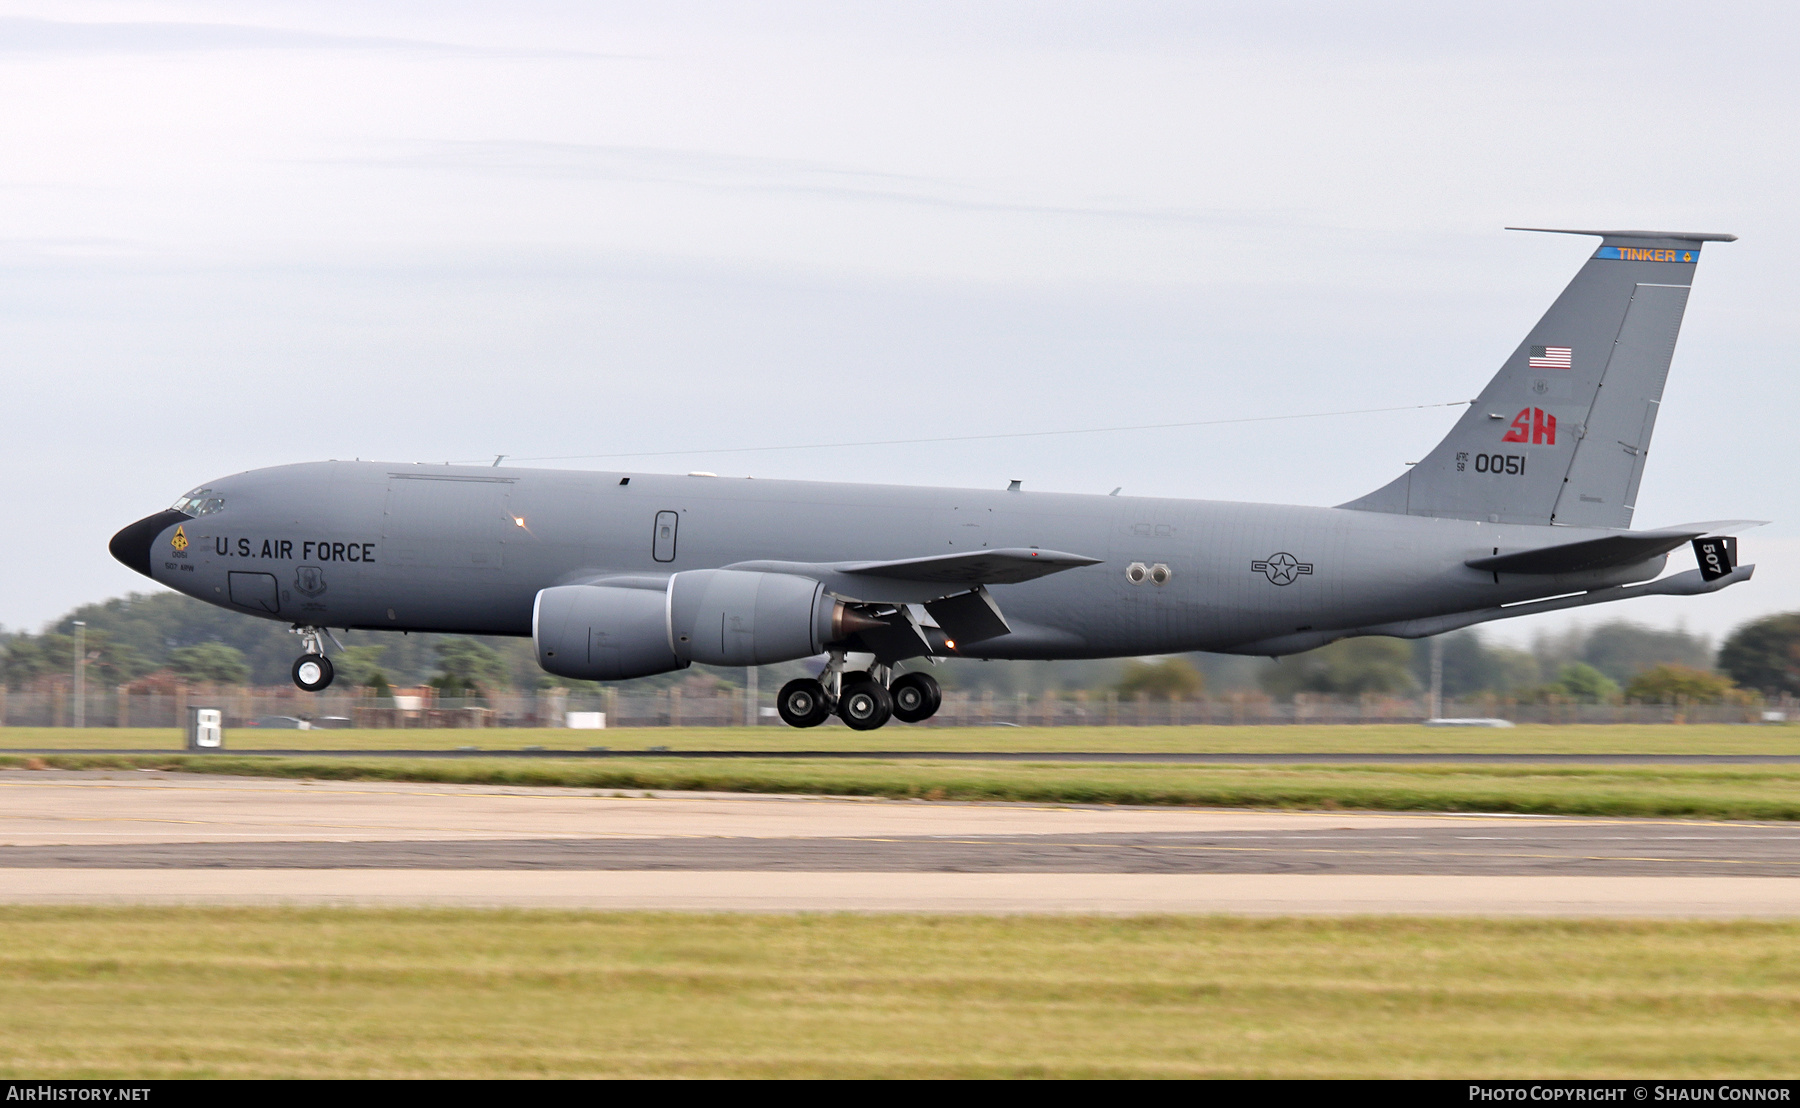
1114, 615, 1799, 705
3, 589, 1798, 705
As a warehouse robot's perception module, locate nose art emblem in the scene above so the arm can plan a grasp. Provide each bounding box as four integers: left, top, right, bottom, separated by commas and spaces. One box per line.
170, 526, 188, 552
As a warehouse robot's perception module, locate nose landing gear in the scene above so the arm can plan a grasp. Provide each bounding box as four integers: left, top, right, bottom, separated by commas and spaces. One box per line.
290, 627, 335, 692
293, 654, 334, 692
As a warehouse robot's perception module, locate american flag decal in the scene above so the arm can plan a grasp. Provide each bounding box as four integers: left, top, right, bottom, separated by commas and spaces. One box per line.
1529, 345, 1572, 369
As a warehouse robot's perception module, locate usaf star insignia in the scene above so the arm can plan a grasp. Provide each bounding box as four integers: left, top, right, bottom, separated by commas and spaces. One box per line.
1251, 552, 1313, 586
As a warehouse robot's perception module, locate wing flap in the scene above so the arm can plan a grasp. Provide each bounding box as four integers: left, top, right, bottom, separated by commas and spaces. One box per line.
924, 587, 1012, 644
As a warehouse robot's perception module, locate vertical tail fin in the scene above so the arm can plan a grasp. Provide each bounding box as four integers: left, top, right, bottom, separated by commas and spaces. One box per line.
1341, 228, 1734, 527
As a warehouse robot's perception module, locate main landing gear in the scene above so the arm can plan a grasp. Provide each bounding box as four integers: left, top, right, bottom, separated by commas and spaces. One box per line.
291, 627, 334, 692
889, 672, 942, 723
776, 655, 941, 731
837, 672, 892, 730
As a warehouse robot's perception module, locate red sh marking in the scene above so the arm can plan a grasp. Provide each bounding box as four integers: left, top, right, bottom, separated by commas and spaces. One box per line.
1501, 408, 1557, 445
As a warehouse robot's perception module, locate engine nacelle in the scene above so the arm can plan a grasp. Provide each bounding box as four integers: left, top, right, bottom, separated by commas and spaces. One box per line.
669, 569, 838, 666
535, 571, 867, 681
533, 584, 685, 682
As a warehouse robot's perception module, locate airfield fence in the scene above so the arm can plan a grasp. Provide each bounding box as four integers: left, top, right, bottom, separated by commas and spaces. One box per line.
0, 686, 1789, 730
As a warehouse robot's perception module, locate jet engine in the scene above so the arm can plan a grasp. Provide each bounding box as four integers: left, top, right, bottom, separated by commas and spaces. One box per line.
534, 570, 879, 681
534, 583, 684, 681
668, 568, 878, 666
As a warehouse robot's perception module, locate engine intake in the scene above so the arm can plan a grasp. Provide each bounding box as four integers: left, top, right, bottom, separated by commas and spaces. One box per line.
534, 584, 684, 682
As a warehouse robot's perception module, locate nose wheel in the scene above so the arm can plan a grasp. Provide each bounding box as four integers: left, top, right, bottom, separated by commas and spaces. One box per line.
293, 654, 334, 692
290, 626, 335, 692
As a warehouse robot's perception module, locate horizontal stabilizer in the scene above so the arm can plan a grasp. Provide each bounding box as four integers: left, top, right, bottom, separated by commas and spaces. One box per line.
1645, 519, 1768, 536
1466, 530, 1701, 575
1467, 519, 1767, 575
1507, 227, 1738, 242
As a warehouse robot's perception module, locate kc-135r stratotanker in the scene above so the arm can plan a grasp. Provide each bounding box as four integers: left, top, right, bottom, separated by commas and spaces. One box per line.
111, 228, 1760, 729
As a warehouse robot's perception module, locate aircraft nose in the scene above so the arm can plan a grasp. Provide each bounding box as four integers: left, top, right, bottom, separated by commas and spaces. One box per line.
109, 510, 191, 579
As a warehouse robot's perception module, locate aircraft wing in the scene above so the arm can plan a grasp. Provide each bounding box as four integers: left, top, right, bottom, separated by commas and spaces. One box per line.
562, 574, 670, 591
836, 548, 1101, 584
1464, 521, 1765, 576
725, 548, 1102, 604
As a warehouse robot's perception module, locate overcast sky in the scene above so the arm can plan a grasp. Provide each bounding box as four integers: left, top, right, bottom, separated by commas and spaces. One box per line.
2, 1, 1795, 645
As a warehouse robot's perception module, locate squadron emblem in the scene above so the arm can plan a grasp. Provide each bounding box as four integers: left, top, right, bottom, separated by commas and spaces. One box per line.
293, 565, 327, 599
1252, 552, 1313, 586
170, 526, 187, 552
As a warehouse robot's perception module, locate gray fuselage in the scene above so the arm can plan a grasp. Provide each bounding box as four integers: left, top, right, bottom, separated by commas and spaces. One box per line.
130, 460, 1660, 659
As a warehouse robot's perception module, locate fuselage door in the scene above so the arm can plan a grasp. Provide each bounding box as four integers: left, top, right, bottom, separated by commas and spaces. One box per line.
382, 474, 512, 571
227, 571, 280, 614
653, 510, 679, 562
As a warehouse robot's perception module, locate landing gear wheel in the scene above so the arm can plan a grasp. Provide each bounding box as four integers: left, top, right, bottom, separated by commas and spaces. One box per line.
890, 672, 942, 723
293, 653, 334, 692
837, 678, 893, 731
777, 678, 833, 728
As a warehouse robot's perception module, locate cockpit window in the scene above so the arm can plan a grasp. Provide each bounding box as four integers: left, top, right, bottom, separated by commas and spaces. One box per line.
169, 490, 225, 516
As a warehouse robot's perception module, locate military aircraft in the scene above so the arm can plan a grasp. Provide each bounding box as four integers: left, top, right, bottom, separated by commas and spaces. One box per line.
110, 227, 1759, 729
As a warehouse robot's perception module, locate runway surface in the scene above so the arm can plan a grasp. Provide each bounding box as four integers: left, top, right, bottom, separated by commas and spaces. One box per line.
8, 825, 1800, 875
3, 770, 1797, 914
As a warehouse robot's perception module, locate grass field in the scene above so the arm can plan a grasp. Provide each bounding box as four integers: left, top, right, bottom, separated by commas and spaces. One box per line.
14, 751, 1800, 819
2, 907, 1796, 1078
4, 722, 1799, 754
11, 722, 1800, 819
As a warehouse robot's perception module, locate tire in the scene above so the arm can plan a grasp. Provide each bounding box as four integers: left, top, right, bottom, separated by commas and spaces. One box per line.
837, 679, 893, 731
776, 678, 832, 728
293, 653, 334, 692
890, 671, 942, 723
